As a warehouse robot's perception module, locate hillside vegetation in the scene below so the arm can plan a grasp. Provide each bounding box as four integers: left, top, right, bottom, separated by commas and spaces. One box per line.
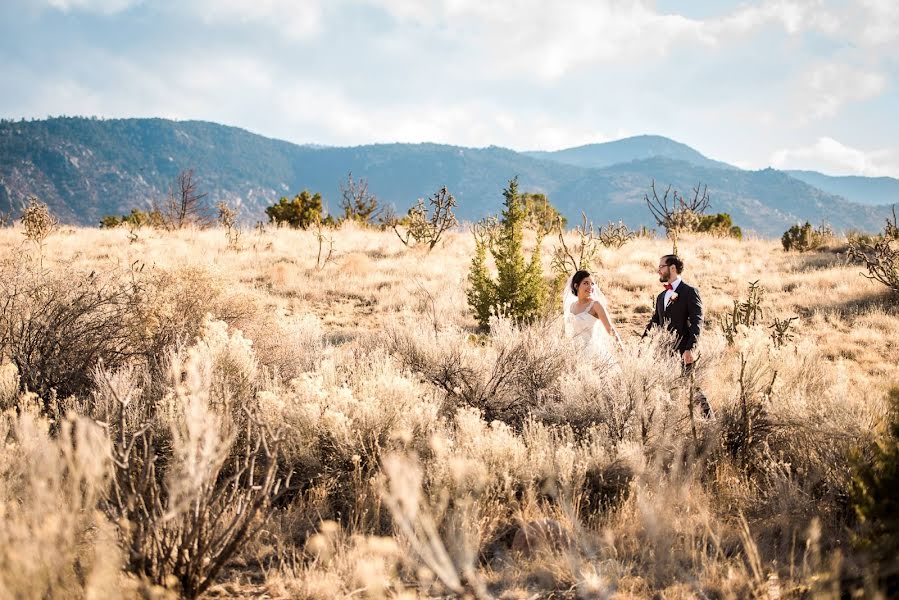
1, 117, 893, 235
0, 218, 897, 598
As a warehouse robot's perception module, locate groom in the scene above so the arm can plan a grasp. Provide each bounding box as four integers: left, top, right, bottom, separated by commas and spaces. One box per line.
644, 254, 713, 419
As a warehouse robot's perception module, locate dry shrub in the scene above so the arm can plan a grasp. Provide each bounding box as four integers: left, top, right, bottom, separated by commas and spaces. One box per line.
597, 220, 636, 249
266, 521, 410, 599
612, 457, 734, 591
414, 410, 535, 572
539, 327, 682, 444
387, 315, 569, 424
187, 316, 259, 408
848, 205, 899, 299
256, 343, 440, 530
0, 257, 251, 407
716, 328, 865, 554
0, 257, 137, 403
0, 408, 123, 599
433, 407, 529, 488
424, 408, 537, 552
415, 411, 631, 572
0, 360, 18, 410
88, 318, 285, 599
20, 197, 58, 266
0, 224, 894, 597
581, 457, 635, 514
126, 264, 253, 383
240, 310, 325, 381
380, 453, 490, 598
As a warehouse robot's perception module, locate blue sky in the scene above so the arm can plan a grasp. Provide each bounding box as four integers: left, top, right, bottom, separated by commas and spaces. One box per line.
1, 0, 897, 177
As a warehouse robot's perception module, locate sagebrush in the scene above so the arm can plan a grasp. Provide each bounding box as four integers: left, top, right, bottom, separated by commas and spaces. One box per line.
0, 221, 895, 598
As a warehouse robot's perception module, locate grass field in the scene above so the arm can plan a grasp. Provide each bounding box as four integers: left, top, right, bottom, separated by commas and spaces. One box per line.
1, 221, 897, 598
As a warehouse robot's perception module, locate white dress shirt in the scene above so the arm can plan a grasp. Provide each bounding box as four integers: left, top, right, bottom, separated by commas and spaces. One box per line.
664, 277, 682, 307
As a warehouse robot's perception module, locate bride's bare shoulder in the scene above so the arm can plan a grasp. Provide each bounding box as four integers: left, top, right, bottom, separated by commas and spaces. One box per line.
589, 300, 609, 317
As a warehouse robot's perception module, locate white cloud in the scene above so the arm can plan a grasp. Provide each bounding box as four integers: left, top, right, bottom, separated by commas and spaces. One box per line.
859, 0, 899, 46
708, 0, 841, 37
268, 80, 614, 150
3, 0, 898, 177
183, 0, 324, 41
366, 0, 705, 81
42, 0, 141, 14
359, 0, 888, 85
800, 62, 887, 119
770, 137, 898, 177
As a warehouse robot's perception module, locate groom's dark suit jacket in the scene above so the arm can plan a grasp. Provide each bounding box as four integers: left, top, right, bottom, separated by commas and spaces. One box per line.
643, 281, 704, 353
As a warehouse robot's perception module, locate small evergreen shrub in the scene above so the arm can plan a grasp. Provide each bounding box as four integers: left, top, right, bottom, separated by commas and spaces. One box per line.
851, 387, 899, 566
520, 192, 566, 233
265, 190, 332, 229
466, 178, 547, 330
781, 221, 832, 252
99, 208, 165, 229
697, 212, 742, 239
339, 171, 380, 225
99, 214, 122, 228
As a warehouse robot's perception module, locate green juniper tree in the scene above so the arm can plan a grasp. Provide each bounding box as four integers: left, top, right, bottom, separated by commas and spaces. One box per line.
466, 177, 546, 330
520, 192, 566, 233
265, 190, 330, 229
697, 212, 742, 239
467, 218, 495, 329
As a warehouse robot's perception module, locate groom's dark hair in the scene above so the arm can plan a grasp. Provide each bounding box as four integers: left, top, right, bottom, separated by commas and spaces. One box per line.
661, 254, 684, 273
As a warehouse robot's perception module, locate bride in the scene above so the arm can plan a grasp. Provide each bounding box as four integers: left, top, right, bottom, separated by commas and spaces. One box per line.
563, 269, 623, 357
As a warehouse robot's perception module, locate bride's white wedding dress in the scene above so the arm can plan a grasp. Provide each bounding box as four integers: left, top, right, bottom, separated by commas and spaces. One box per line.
565, 301, 615, 360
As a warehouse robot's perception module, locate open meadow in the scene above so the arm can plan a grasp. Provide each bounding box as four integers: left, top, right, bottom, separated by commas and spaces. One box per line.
1, 220, 898, 599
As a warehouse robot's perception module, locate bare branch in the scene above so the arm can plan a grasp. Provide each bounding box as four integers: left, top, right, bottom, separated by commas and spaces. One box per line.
551, 212, 599, 275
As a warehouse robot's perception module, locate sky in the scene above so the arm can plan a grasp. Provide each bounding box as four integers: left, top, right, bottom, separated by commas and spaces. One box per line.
1, 0, 897, 177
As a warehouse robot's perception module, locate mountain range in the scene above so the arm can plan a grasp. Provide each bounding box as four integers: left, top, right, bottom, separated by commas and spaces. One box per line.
0, 117, 895, 236
784, 170, 899, 207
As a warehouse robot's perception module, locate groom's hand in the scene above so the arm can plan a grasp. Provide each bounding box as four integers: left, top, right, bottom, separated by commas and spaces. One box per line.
682, 349, 695, 365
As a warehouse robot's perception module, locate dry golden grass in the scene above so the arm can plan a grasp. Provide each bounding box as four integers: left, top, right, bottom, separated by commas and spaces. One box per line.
0, 222, 896, 598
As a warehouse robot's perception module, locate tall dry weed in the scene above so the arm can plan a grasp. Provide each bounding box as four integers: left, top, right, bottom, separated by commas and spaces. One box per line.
0, 408, 123, 599
90, 318, 285, 598
257, 343, 440, 532
242, 311, 326, 381
388, 315, 569, 424
0, 224, 893, 597
541, 327, 683, 444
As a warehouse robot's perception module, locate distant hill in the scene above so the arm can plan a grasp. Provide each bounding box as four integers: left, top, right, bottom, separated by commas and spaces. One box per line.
786, 170, 899, 207
0, 117, 892, 236
525, 134, 735, 170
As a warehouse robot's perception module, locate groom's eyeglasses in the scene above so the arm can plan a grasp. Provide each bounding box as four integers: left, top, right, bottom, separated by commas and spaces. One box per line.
657, 265, 670, 271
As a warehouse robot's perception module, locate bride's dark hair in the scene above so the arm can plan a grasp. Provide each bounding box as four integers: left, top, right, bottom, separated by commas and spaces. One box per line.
571, 270, 591, 295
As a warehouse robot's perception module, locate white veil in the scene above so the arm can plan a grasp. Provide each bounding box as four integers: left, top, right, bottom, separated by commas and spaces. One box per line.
563, 272, 578, 318
563, 272, 577, 338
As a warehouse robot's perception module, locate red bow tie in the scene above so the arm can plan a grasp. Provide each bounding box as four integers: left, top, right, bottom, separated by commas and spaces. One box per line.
664, 283, 673, 291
